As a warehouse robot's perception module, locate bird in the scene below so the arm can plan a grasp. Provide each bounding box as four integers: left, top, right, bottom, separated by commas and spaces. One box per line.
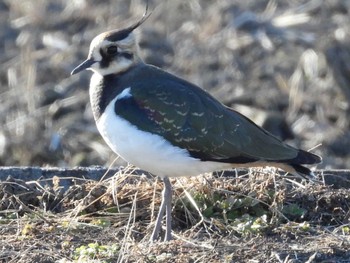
71, 11, 321, 242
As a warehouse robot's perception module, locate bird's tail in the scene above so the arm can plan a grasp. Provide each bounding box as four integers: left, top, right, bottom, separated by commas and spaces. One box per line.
294, 149, 322, 165
288, 149, 321, 180
290, 163, 317, 179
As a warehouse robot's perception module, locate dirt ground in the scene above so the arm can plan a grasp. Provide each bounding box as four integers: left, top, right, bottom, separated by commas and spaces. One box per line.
0, 0, 350, 262
1, 168, 350, 263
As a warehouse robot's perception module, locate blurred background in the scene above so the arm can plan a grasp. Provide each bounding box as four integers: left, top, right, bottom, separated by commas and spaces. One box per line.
0, 0, 349, 169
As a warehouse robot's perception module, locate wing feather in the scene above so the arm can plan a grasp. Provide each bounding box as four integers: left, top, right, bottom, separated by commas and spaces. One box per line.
115, 66, 300, 163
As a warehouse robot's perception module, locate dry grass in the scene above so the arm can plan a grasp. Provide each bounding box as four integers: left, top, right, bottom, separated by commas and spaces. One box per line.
1, 167, 350, 262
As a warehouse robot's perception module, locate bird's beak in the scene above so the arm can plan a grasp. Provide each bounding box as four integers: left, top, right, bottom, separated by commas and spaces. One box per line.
71, 58, 96, 75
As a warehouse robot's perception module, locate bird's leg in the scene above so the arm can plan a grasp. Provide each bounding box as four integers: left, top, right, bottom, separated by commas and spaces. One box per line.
150, 191, 166, 241
150, 176, 173, 242
163, 177, 172, 241
150, 177, 167, 241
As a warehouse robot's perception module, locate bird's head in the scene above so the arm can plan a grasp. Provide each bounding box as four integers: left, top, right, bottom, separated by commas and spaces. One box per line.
71, 11, 150, 76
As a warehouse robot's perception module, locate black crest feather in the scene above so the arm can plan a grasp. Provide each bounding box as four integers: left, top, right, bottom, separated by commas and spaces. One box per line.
105, 2, 152, 42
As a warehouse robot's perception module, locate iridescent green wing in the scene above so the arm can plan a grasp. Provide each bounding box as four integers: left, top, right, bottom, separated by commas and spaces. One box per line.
115, 70, 298, 163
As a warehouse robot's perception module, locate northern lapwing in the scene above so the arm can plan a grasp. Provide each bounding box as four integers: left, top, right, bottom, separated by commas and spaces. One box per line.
71, 12, 321, 242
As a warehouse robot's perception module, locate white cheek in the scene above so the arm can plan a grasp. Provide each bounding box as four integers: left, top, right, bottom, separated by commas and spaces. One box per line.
91, 57, 133, 76
91, 49, 102, 61
114, 56, 133, 72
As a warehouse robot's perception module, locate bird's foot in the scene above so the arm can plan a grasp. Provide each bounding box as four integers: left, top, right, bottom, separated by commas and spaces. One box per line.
150, 222, 162, 242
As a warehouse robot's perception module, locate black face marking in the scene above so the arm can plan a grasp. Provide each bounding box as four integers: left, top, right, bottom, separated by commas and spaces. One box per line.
99, 48, 113, 68
99, 46, 133, 69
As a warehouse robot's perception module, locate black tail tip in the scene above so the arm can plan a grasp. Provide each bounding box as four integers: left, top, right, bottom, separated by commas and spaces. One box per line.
297, 149, 322, 165
291, 164, 317, 179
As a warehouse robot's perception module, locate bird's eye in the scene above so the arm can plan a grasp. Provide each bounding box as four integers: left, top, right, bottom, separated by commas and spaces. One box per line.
106, 46, 118, 55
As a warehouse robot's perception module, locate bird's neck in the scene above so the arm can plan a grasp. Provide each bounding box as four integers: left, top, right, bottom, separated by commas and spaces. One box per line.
89, 62, 144, 121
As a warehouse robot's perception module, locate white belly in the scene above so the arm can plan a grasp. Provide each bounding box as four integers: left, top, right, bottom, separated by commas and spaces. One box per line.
96, 95, 231, 177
